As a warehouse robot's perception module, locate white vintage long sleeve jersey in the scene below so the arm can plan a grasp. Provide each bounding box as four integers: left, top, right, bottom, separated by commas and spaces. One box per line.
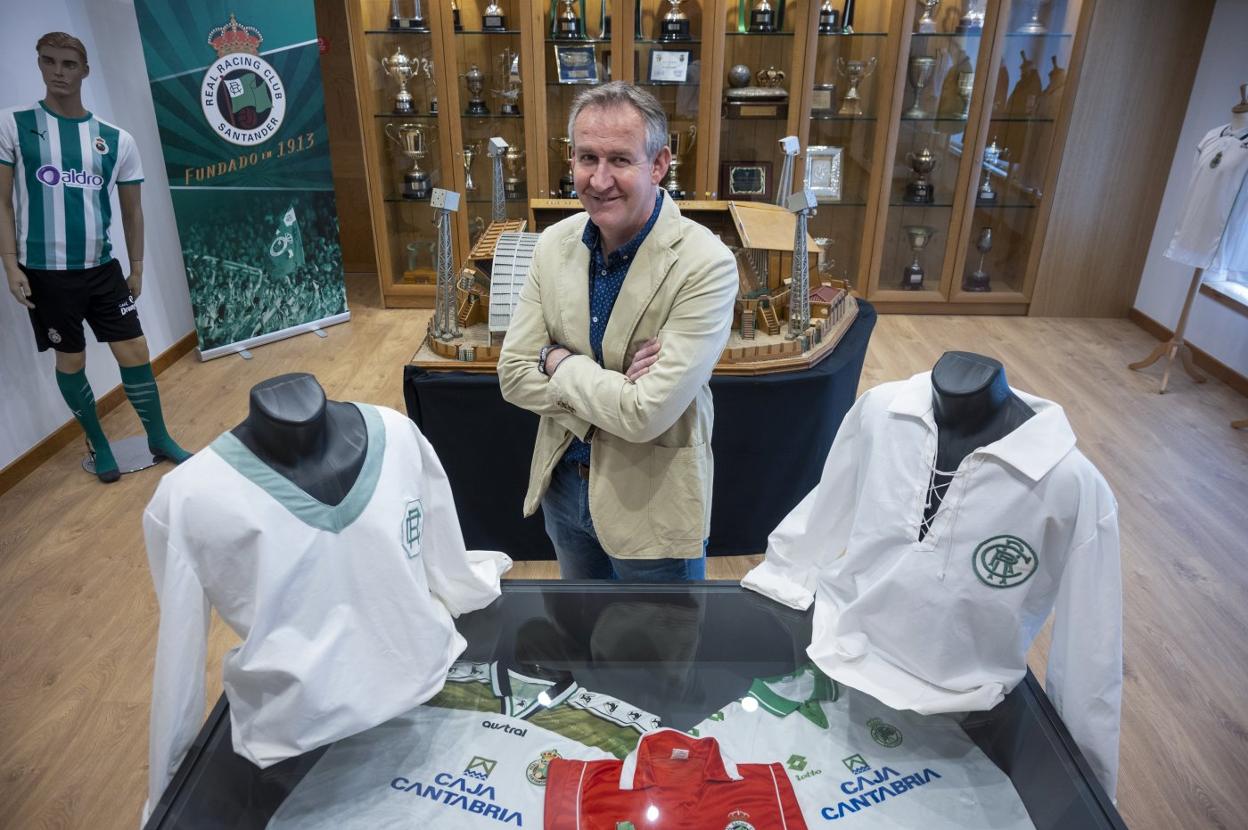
742, 373, 1122, 797
142, 404, 511, 819
690, 664, 1035, 828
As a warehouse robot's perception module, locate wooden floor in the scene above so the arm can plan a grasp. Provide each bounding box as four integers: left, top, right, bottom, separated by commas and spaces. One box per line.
1, 275, 1245, 829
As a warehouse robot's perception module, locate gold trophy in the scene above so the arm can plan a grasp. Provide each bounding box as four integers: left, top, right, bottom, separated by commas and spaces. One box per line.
901, 225, 937, 290
659, 0, 691, 41
965, 226, 993, 291
482, 0, 506, 30
750, 0, 777, 33
549, 137, 576, 198
504, 145, 526, 200
957, 70, 975, 119
916, 0, 941, 34
382, 46, 416, 114
463, 63, 489, 115
662, 125, 697, 201
556, 0, 583, 38
384, 123, 431, 200
462, 141, 480, 192
836, 56, 877, 116
905, 55, 936, 118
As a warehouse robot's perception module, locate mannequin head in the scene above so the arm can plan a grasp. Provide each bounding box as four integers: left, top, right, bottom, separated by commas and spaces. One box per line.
249, 373, 327, 425
930, 351, 1011, 431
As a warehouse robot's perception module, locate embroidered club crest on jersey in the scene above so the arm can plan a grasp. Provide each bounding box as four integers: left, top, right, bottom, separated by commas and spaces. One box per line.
868, 717, 903, 747
464, 755, 497, 780
201, 14, 287, 147
842, 753, 870, 774
973, 535, 1038, 588
401, 498, 423, 558
93, 136, 110, 154
526, 749, 560, 786
47, 328, 62, 344
1211, 151, 1223, 169
724, 808, 756, 830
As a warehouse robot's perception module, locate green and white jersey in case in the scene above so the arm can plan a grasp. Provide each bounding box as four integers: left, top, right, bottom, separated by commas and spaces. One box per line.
691, 665, 1035, 828
429, 660, 663, 759
0, 102, 144, 270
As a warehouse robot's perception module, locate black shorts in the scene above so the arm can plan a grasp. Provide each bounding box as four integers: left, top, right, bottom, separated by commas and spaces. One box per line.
23, 259, 144, 353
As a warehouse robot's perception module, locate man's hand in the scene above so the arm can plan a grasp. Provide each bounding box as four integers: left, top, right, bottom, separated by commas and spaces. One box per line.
544, 346, 572, 376
6, 268, 34, 309
127, 261, 144, 299
625, 338, 661, 382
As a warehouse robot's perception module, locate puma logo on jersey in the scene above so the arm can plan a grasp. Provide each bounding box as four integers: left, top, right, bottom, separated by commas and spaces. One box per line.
29, 128, 47, 140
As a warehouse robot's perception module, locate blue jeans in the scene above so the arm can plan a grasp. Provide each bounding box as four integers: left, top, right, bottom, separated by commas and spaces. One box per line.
541, 458, 707, 582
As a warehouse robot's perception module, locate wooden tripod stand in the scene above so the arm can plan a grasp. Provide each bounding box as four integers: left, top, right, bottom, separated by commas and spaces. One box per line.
1129, 266, 1207, 393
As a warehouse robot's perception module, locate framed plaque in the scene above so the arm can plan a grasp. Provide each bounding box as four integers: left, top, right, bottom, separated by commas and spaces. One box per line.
811, 83, 837, 116
720, 160, 773, 202
804, 145, 843, 202
649, 50, 691, 84
554, 45, 599, 84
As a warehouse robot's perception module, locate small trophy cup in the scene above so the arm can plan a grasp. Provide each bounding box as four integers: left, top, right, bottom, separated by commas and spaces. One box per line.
462, 142, 480, 192
420, 58, 438, 115
978, 136, 1007, 203
901, 225, 936, 290
965, 226, 993, 292
550, 137, 576, 198
389, 0, 402, 28
389, 0, 429, 31
1018, 0, 1050, 34
957, 70, 975, 119
956, 0, 985, 32
818, 0, 840, 34
504, 145, 526, 200
382, 47, 416, 114
494, 49, 522, 115
662, 125, 697, 200
660, 0, 691, 42
750, 0, 777, 33
463, 64, 489, 115
916, 0, 941, 34
905, 56, 936, 118
452, 0, 463, 31
556, 0, 583, 38
482, 0, 506, 31
384, 123, 431, 200
904, 147, 937, 204
836, 56, 877, 115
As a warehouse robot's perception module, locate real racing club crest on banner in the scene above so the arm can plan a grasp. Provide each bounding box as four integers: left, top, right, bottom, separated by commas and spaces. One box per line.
133, 1, 348, 359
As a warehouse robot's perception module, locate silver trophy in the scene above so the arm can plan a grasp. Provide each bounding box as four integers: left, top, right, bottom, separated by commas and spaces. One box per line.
1018, 0, 1050, 34
384, 122, 431, 200
550, 137, 576, 198
750, 0, 777, 33
902, 225, 936, 290
494, 49, 522, 115
660, 0, 692, 41
463, 63, 488, 115
662, 125, 697, 201
382, 46, 416, 114
904, 147, 937, 203
916, 0, 941, 33
482, 0, 506, 30
957, 0, 986, 32
556, 0, 583, 38
965, 226, 992, 291
836, 56, 878, 116
978, 136, 1008, 203
462, 141, 480, 192
957, 70, 975, 119
905, 56, 936, 118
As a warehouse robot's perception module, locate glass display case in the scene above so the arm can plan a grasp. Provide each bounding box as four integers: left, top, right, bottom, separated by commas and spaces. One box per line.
143, 582, 1126, 830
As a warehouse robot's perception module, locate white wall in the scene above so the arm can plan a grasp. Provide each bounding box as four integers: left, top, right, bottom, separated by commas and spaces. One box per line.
1134, 0, 1248, 376
0, 0, 193, 471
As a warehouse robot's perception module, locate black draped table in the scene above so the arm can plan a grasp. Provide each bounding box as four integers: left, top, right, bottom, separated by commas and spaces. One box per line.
403, 301, 875, 560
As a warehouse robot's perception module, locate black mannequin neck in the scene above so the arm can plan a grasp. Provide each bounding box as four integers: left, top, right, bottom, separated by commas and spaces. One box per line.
921, 352, 1034, 539
230, 373, 368, 506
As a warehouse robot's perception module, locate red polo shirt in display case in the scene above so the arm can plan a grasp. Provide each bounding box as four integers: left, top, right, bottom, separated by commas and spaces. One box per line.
544, 728, 807, 830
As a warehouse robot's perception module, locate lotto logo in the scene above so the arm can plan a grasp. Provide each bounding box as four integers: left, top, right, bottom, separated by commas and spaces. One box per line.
36, 165, 104, 189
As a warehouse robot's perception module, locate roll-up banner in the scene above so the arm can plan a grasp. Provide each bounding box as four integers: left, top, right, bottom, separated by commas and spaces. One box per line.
133, 1, 348, 359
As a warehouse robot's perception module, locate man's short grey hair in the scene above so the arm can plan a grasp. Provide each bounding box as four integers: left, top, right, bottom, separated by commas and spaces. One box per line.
567, 82, 668, 161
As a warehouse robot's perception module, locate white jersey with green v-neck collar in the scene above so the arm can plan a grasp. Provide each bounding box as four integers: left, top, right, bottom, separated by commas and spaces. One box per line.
691, 665, 1035, 828
0, 101, 143, 270
141, 404, 511, 823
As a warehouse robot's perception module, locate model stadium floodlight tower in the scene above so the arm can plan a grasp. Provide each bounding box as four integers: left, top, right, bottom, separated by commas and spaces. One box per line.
488, 137, 508, 222
430, 187, 461, 341
774, 136, 799, 207
787, 187, 817, 339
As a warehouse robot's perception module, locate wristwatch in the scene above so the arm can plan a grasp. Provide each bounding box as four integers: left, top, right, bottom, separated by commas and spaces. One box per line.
538, 343, 562, 376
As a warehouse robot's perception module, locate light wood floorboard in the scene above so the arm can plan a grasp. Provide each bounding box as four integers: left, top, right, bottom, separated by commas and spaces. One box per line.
1, 277, 1245, 828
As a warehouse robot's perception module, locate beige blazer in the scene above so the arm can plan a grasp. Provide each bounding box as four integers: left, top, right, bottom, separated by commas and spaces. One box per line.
498, 191, 738, 559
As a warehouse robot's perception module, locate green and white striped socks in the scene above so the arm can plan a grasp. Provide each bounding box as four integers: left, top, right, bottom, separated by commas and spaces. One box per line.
55, 368, 119, 483
120, 363, 191, 464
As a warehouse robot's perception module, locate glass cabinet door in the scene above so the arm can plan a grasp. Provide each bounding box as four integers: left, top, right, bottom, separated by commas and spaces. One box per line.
357, 0, 450, 299
872, 0, 999, 301
948, 0, 1084, 302
803, 1, 898, 294
539, 0, 610, 199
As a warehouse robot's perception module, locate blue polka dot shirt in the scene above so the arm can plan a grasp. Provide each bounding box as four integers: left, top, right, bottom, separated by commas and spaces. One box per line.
563, 191, 665, 467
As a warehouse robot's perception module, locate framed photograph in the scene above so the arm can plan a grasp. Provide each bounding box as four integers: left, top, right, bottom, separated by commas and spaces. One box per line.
648, 50, 691, 84
804, 145, 844, 203
720, 161, 773, 202
810, 83, 837, 116
554, 45, 599, 84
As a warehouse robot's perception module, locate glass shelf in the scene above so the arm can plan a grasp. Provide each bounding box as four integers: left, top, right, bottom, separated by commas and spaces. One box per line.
364, 29, 434, 36
635, 37, 703, 44
900, 116, 975, 123
910, 32, 982, 39
816, 32, 888, 38
460, 113, 525, 119
725, 31, 795, 37
811, 115, 878, 122
545, 37, 611, 44
1004, 31, 1073, 38
373, 113, 439, 120
888, 201, 955, 208
456, 28, 523, 35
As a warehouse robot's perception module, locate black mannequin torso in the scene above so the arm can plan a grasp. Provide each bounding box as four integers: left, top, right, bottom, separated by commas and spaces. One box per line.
921, 352, 1035, 538
230, 373, 368, 506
